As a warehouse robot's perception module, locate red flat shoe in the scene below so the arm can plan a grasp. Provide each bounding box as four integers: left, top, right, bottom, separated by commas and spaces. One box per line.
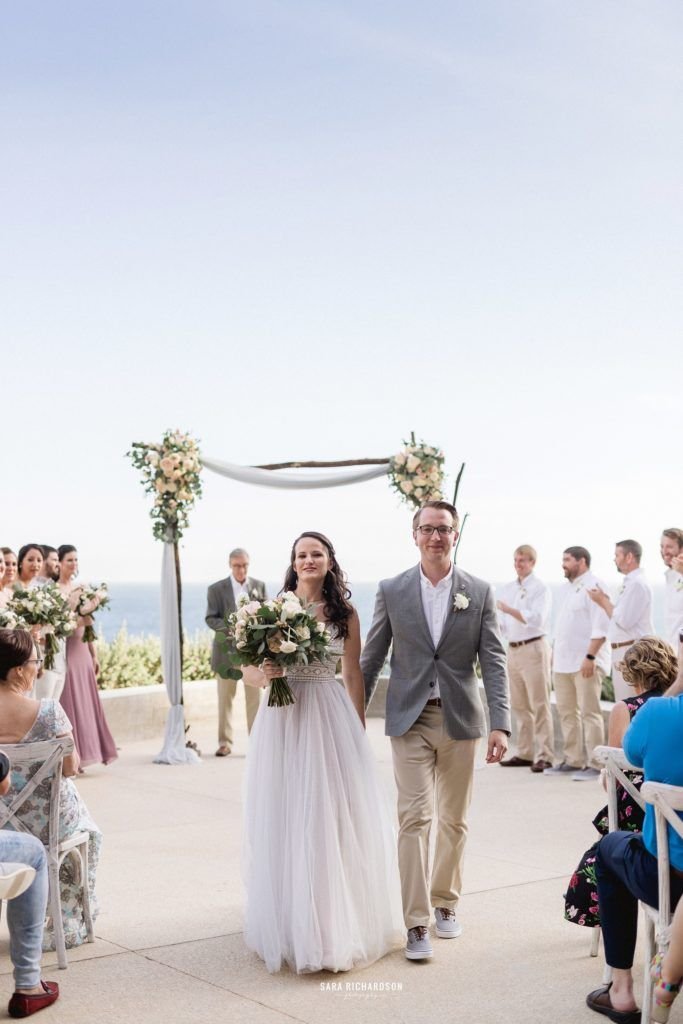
8, 981, 59, 1018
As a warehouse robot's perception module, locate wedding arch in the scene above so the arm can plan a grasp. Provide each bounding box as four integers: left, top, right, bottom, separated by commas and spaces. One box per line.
128, 432, 465, 764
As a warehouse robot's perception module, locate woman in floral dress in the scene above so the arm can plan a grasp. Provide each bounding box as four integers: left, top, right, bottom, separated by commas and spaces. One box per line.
0, 628, 102, 949
564, 637, 676, 928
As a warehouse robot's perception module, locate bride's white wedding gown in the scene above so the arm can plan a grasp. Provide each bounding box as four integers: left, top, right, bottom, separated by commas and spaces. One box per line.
243, 631, 404, 973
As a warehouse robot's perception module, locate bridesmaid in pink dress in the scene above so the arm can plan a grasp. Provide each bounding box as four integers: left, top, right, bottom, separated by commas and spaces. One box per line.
57, 545, 117, 767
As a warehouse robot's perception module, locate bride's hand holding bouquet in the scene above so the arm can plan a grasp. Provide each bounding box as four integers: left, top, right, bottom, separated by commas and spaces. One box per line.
222, 592, 331, 707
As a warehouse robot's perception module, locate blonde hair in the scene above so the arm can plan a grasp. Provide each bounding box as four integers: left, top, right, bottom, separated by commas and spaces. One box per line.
515, 544, 537, 562
619, 636, 678, 693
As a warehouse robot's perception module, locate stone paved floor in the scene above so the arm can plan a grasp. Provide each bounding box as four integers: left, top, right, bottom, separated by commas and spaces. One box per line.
0, 705, 658, 1023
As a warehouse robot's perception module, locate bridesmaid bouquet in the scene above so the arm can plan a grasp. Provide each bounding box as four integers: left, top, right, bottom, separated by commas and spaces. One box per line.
72, 583, 110, 643
6, 585, 76, 670
223, 593, 331, 708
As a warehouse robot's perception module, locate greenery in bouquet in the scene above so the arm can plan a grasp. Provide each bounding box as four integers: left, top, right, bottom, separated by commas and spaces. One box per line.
73, 583, 110, 643
222, 592, 331, 707
128, 429, 203, 541
389, 436, 445, 510
7, 584, 76, 670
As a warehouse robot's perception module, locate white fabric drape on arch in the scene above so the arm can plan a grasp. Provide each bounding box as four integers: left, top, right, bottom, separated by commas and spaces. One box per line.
199, 457, 389, 489
156, 457, 389, 765
155, 541, 200, 764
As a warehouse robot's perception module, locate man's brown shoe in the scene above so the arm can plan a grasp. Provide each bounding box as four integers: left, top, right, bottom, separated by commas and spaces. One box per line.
500, 756, 533, 767
215, 746, 231, 757
530, 760, 553, 773
8, 981, 59, 1018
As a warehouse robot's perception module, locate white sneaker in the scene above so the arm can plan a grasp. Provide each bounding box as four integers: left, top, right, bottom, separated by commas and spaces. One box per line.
0, 863, 36, 900
405, 926, 433, 959
434, 907, 463, 938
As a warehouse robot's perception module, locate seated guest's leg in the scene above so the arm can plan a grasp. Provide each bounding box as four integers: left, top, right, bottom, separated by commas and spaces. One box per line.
589, 830, 661, 1016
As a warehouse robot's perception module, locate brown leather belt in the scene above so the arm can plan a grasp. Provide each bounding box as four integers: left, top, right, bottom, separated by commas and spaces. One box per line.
426, 698, 442, 707
611, 640, 634, 650
509, 636, 543, 648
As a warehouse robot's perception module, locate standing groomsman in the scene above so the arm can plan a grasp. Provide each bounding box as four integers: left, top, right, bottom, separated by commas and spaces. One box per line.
546, 546, 609, 781
206, 548, 266, 757
661, 528, 683, 649
588, 539, 654, 701
496, 545, 554, 773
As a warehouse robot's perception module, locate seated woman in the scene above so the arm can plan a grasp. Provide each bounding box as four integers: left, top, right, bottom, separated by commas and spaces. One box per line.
585, 641, 683, 1023
0, 628, 102, 950
565, 637, 675, 929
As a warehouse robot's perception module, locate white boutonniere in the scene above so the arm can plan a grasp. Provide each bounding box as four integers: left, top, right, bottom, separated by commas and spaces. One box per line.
453, 592, 470, 612
249, 588, 261, 599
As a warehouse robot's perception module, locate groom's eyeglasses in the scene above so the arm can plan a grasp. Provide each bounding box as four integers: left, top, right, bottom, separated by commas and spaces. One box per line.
416, 525, 454, 536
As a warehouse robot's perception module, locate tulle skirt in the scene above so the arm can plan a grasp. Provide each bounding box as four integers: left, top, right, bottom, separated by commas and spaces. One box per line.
243, 676, 404, 973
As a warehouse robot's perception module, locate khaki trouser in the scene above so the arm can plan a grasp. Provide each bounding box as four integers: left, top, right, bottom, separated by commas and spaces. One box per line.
391, 704, 478, 929
217, 674, 261, 748
507, 639, 554, 763
553, 668, 605, 768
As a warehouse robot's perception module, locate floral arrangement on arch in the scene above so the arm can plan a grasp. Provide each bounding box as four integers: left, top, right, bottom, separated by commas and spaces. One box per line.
389, 437, 445, 509
128, 430, 203, 541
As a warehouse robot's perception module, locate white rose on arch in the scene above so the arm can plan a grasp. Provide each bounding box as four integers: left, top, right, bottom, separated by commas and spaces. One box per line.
453, 592, 470, 611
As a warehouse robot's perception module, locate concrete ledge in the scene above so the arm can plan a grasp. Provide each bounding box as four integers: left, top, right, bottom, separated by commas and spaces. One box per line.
100, 681, 218, 743
102, 676, 614, 750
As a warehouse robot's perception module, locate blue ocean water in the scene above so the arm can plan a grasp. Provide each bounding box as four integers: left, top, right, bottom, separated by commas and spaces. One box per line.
99, 581, 667, 641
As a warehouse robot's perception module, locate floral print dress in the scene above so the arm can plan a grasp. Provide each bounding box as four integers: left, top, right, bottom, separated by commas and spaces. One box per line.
1, 699, 102, 949
564, 688, 661, 928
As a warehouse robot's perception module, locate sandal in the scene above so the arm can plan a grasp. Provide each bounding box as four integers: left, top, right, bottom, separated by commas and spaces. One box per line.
651, 952, 682, 1023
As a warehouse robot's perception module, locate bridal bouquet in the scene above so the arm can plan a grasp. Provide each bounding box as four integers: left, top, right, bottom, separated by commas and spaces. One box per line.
389, 436, 445, 509
223, 593, 331, 708
6, 585, 76, 670
72, 583, 110, 643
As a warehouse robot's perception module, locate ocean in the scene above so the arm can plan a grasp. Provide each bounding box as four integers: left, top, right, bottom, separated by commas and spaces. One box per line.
98, 581, 668, 641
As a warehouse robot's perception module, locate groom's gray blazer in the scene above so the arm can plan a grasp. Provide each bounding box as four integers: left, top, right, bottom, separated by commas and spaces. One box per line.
205, 576, 267, 674
361, 565, 510, 741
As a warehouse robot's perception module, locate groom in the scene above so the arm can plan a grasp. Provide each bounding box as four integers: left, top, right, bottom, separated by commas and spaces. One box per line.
361, 500, 510, 961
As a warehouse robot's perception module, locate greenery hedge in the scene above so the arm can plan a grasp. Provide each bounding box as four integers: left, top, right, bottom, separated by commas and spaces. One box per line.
95, 628, 213, 689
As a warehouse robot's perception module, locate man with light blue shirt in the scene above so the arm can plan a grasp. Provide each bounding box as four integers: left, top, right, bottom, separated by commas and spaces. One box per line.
585, 692, 683, 1022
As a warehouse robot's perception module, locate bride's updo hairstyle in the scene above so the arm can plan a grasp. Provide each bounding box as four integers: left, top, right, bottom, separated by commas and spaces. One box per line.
283, 531, 354, 639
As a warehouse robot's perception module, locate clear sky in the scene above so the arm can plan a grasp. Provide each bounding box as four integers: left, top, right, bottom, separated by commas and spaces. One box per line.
2, 1, 681, 590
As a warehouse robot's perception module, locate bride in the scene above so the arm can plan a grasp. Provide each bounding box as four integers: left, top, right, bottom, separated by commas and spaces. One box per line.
243, 531, 403, 973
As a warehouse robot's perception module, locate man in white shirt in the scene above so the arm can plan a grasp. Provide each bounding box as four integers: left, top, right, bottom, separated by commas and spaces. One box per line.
588, 539, 654, 701
205, 548, 267, 756
497, 545, 554, 773
546, 546, 609, 781
661, 528, 683, 649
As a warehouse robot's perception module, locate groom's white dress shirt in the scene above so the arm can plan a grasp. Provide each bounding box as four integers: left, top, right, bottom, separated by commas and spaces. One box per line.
419, 563, 453, 701
608, 568, 654, 645
496, 573, 551, 643
664, 567, 683, 648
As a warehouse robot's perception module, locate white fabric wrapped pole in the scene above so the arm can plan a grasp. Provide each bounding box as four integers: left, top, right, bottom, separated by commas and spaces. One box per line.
201, 457, 389, 489
154, 541, 200, 765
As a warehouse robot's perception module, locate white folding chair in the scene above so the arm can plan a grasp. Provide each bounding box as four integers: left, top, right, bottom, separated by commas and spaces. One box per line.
640, 781, 683, 1024
589, 746, 645, 968
0, 737, 94, 969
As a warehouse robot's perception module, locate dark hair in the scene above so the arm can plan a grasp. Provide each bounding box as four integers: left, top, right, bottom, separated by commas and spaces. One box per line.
0, 629, 34, 681
616, 539, 642, 562
283, 532, 354, 639
564, 546, 591, 567
17, 544, 44, 574
58, 545, 77, 561
41, 545, 57, 560
412, 500, 460, 531
662, 528, 683, 549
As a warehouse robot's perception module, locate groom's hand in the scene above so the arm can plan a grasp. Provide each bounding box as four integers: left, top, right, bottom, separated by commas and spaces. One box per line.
485, 730, 508, 764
